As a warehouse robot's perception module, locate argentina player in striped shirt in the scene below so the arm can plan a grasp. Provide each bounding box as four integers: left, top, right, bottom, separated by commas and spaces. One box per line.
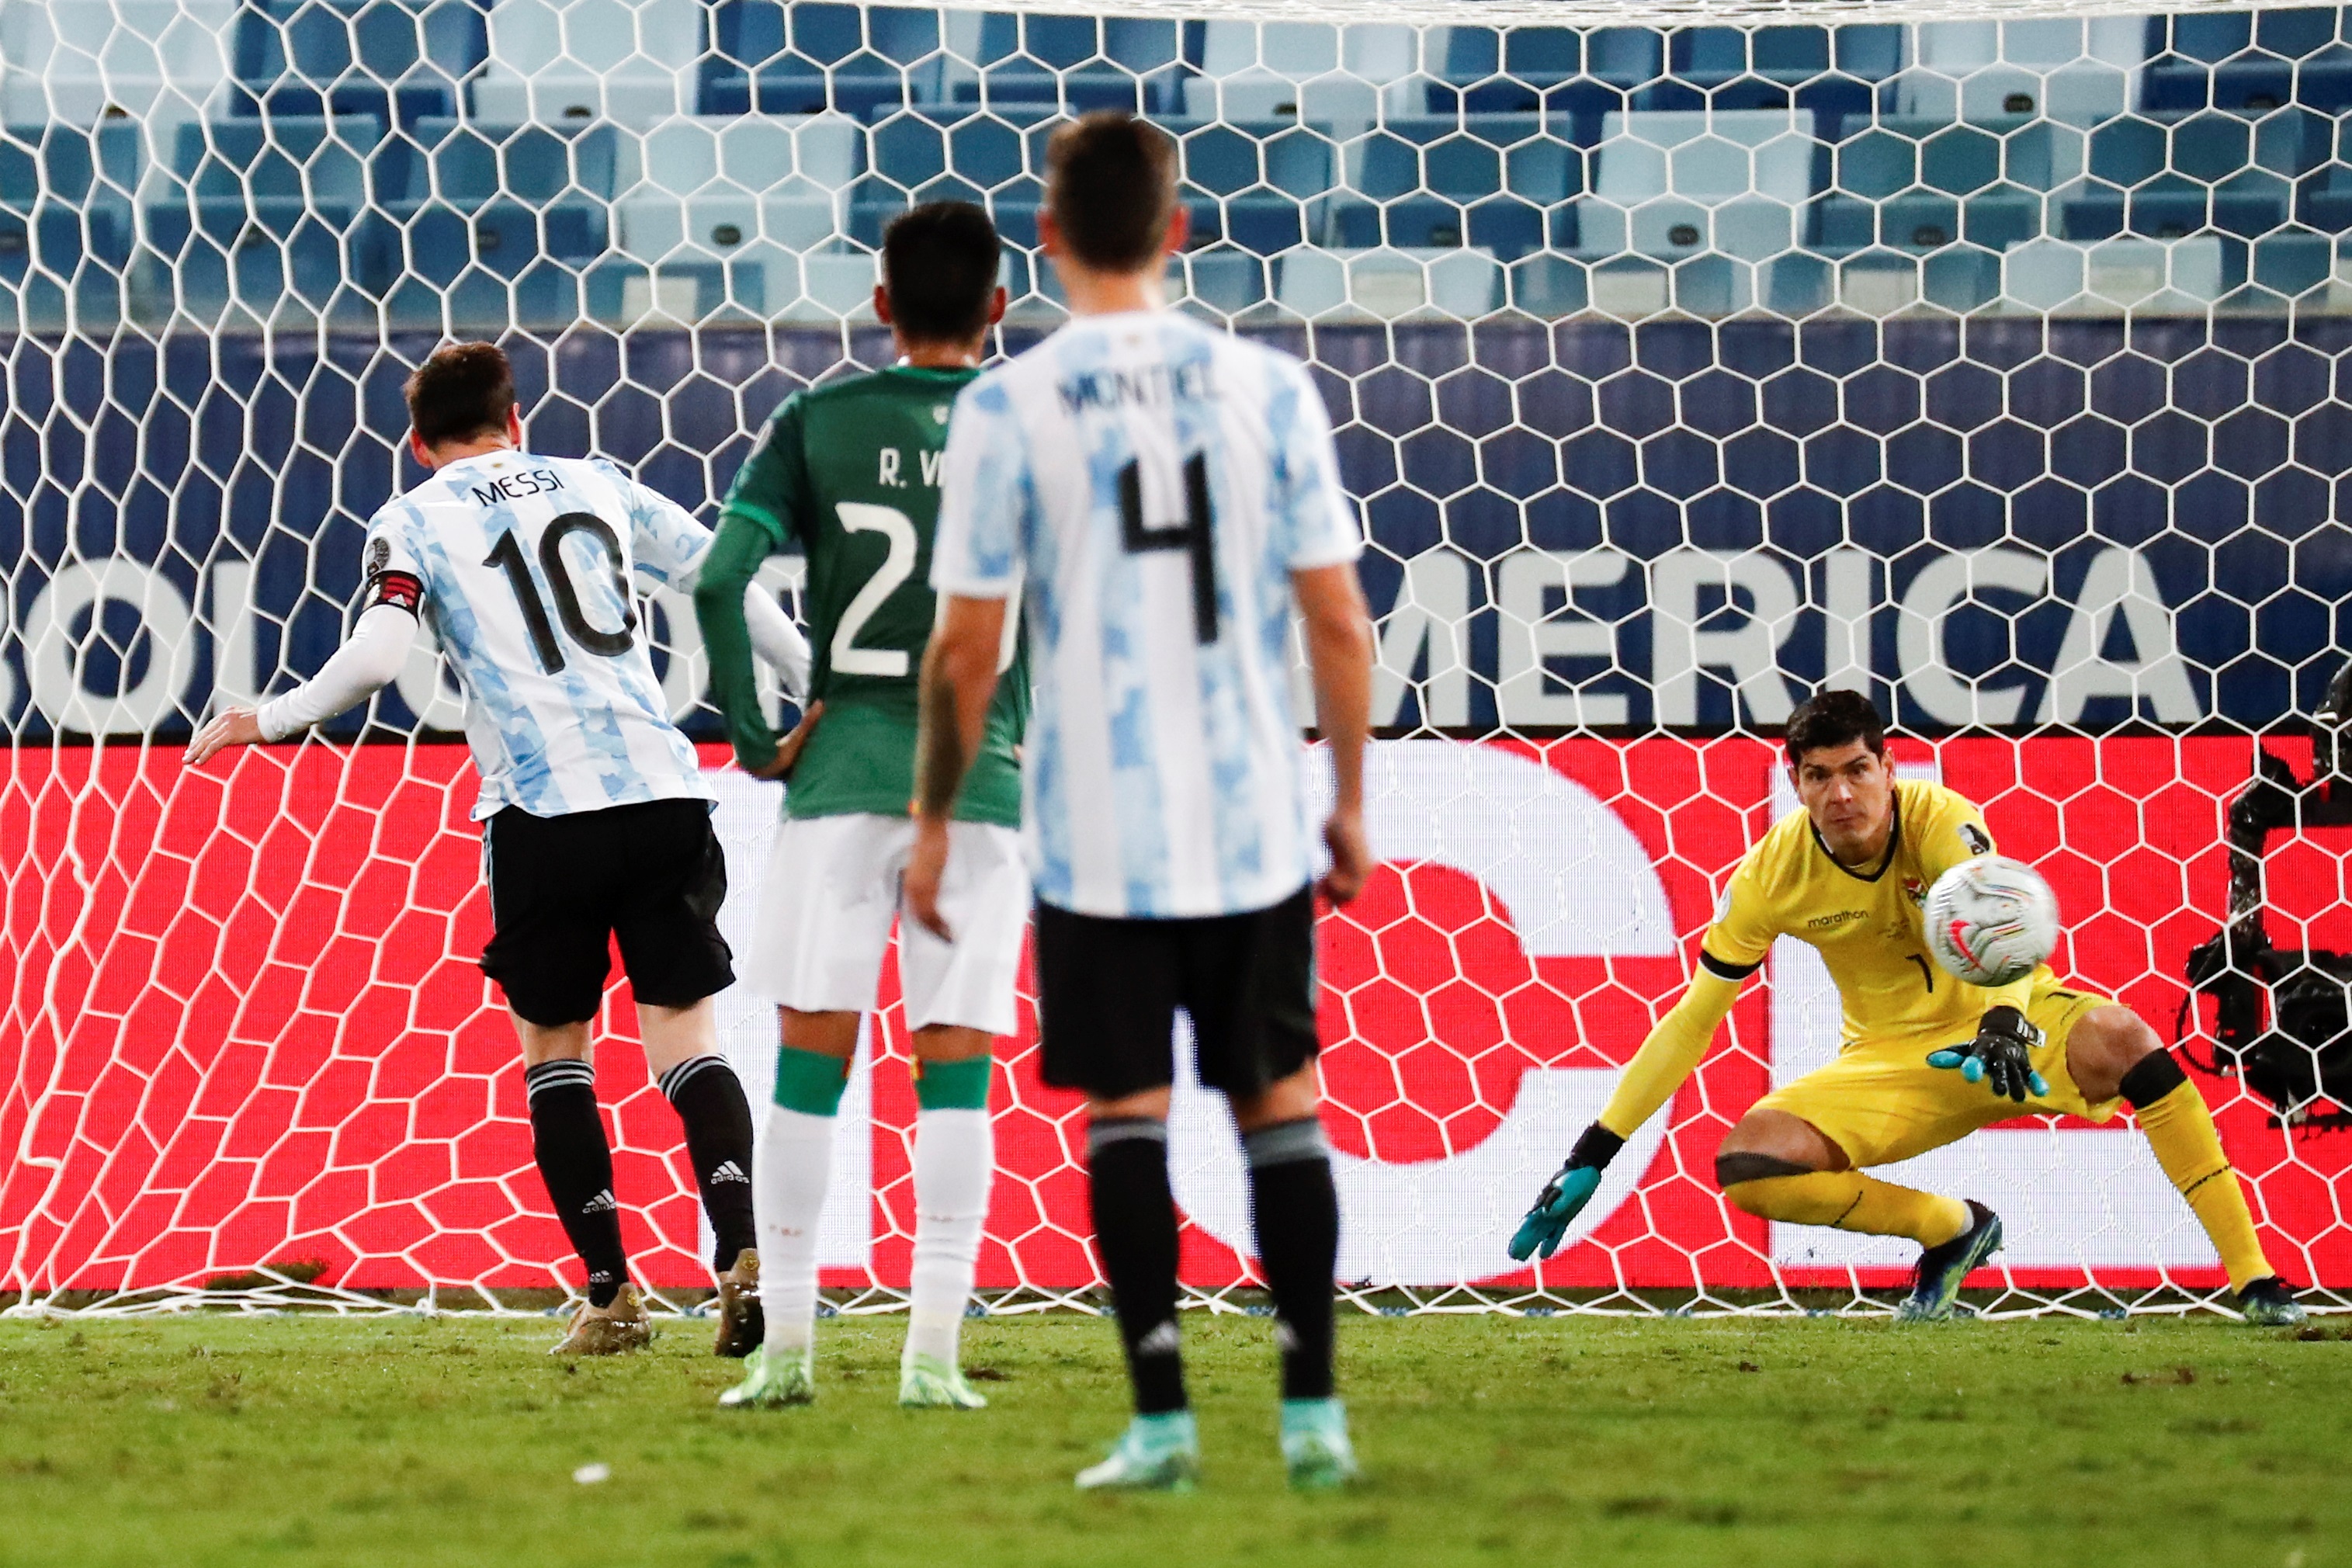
186, 343, 814, 1356
907, 113, 1378, 1492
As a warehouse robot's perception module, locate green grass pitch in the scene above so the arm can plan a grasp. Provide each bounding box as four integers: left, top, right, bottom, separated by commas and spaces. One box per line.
1, 1311, 2343, 1567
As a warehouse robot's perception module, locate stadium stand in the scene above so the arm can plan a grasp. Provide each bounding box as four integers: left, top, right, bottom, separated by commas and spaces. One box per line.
7, 2, 2352, 327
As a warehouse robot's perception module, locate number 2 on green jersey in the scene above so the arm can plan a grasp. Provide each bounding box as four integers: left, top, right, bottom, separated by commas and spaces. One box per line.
831, 500, 1022, 680
831, 502, 916, 677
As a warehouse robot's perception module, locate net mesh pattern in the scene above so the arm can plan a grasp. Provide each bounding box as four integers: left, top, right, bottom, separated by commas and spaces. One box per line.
2, 0, 2350, 1320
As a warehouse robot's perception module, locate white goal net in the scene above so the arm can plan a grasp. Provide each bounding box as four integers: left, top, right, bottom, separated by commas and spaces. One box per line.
2, 0, 2348, 1318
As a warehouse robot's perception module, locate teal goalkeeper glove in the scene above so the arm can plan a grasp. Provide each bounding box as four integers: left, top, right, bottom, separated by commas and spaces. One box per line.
1509, 1124, 1625, 1262
1927, 1005, 2049, 1105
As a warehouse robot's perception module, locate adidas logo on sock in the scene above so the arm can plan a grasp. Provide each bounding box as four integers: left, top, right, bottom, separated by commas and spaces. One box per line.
581, 1189, 619, 1215
709, 1160, 750, 1185
1135, 1320, 1181, 1356
1274, 1319, 1299, 1354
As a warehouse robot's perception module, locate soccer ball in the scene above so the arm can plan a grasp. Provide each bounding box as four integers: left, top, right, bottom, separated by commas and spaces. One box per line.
1923, 855, 2060, 988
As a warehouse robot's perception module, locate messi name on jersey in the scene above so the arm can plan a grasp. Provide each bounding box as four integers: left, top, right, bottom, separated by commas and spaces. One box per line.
467, 467, 567, 506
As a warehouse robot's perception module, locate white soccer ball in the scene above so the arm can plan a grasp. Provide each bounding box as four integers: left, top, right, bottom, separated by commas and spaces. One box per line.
1922, 855, 2060, 988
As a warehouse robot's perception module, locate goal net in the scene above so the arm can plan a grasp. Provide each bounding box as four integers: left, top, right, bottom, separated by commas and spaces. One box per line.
2, 0, 2348, 1319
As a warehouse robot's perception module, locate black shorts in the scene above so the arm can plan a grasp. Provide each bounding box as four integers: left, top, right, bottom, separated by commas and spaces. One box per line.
480, 797, 735, 1027
1033, 886, 1319, 1102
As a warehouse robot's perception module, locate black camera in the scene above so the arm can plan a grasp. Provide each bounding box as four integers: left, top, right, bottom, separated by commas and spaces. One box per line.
2180, 659, 2352, 1129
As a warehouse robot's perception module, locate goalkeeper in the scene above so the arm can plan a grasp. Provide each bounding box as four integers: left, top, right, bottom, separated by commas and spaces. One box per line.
1511, 689, 2305, 1326
693, 201, 1026, 1412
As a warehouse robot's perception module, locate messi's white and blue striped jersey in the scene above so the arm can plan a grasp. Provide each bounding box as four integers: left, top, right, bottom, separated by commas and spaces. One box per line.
931, 310, 1362, 920
361, 451, 714, 821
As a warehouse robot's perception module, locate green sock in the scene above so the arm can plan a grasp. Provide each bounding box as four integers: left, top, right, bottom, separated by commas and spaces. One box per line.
772, 1046, 850, 1115
913, 1056, 992, 1112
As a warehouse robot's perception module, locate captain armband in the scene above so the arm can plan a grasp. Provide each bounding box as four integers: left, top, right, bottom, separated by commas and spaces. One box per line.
365, 569, 424, 615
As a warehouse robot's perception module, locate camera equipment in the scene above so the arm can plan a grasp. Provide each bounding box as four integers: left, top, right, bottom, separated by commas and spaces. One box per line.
2181, 658, 2352, 1129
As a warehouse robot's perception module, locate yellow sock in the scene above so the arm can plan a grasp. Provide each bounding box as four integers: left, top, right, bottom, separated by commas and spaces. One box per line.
2136, 1079, 2272, 1292
1725, 1171, 1970, 1247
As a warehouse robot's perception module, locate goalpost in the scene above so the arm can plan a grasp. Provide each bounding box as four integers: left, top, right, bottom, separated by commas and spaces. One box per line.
1, 0, 2346, 1319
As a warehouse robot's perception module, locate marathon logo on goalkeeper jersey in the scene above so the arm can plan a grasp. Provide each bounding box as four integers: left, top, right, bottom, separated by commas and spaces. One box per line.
357, 451, 717, 821
934, 310, 1362, 919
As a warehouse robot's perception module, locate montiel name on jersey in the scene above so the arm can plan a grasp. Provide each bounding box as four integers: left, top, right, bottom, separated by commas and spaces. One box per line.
1054, 359, 1215, 418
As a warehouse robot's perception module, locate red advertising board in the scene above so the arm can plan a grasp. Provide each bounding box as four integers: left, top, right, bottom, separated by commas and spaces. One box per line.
2, 736, 2343, 1297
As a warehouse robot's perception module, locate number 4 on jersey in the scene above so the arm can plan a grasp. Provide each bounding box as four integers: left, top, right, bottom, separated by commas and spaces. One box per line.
1118, 453, 1217, 644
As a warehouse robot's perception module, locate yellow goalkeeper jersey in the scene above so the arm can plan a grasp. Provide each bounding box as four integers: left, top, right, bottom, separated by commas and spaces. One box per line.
1699, 779, 2035, 1049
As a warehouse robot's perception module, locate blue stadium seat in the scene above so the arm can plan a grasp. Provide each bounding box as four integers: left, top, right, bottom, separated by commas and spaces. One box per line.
942, 16, 1184, 117
2062, 182, 2287, 241
1327, 195, 1547, 260
2299, 117, 2352, 231
143, 115, 381, 317
1434, 26, 1658, 123
0, 120, 140, 209
1812, 188, 2038, 254
1166, 120, 1337, 199
2250, 228, 2333, 297
1831, 115, 2060, 198
1201, 193, 1325, 255
2139, 9, 2352, 113
1434, 24, 1887, 141
0, 122, 139, 327
375, 115, 617, 324
229, 0, 481, 126
401, 116, 626, 209
2069, 108, 2302, 240
474, 0, 702, 123
1178, 246, 1269, 315
612, 113, 860, 314
1349, 116, 1563, 200
701, 1, 900, 117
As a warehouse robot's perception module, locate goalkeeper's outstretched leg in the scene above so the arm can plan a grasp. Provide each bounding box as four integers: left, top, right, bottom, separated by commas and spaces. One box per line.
1708, 1003, 2306, 1327
2062, 1006, 2305, 1327
1712, 1108, 1995, 1322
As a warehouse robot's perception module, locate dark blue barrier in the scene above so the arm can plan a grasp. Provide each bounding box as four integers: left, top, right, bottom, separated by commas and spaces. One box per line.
1, 319, 2346, 741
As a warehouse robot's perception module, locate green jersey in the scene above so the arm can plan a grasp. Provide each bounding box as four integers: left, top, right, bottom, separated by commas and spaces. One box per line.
699, 364, 1026, 825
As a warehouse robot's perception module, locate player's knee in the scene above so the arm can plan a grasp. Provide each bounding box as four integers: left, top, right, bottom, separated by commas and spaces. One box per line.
1229, 1066, 1320, 1133
1715, 1151, 1816, 1192
2067, 1005, 2166, 1104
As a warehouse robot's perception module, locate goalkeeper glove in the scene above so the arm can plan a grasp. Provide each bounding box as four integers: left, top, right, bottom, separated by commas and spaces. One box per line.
1927, 1005, 2049, 1105
1508, 1124, 1625, 1262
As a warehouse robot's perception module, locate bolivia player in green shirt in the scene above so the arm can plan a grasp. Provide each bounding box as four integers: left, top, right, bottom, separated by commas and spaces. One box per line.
693, 203, 1027, 1412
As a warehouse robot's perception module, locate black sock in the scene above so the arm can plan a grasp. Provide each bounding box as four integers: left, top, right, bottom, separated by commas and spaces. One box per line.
657, 1053, 758, 1272
1244, 1118, 1339, 1403
526, 1060, 628, 1309
1088, 1117, 1187, 1415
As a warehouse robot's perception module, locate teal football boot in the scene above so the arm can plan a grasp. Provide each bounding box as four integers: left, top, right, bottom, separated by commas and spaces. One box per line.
1075, 1410, 1199, 1492
2237, 1277, 2309, 1328
1896, 1201, 2002, 1322
1279, 1398, 1360, 1492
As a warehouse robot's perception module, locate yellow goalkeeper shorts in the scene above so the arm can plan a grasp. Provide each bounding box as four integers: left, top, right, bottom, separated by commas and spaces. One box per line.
1754, 975, 2121, 1170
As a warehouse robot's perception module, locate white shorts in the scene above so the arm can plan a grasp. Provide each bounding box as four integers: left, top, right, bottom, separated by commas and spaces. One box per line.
748, 813, 1030, 1036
